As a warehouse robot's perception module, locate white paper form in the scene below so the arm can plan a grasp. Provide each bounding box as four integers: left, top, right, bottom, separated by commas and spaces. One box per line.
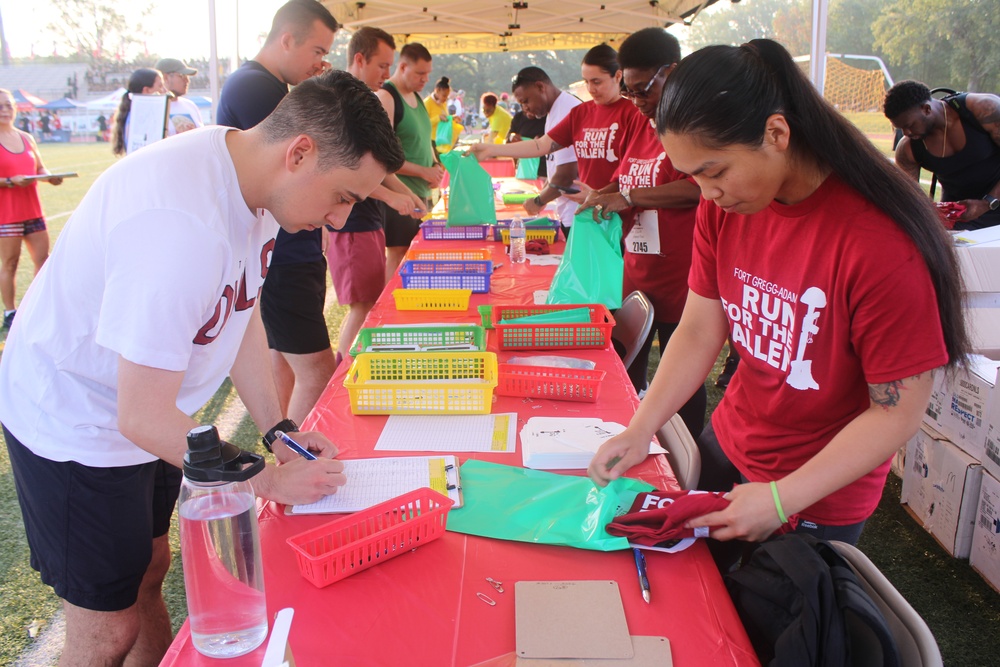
375, 413, 518, 453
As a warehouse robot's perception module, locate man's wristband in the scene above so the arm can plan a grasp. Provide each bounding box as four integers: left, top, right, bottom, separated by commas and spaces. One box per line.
770, 481, 789, 524
262, 418, 298, 453
532, 195, 544, 208
5, 178, 11, 187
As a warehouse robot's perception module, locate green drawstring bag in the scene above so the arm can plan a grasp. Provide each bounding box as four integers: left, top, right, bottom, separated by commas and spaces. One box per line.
446, 460, 654, 551
514, 136, 540, 179
436, 115, 455, 149
498, 307, 591, 325
546, 210, 624, 309
442, 152, 497, 226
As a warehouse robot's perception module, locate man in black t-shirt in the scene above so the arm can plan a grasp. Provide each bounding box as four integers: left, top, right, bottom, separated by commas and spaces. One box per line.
217, 0, 339, 424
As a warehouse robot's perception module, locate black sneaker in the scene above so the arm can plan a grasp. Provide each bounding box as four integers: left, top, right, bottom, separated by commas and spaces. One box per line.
715, 356, 739, 389
2, 310, 14, 329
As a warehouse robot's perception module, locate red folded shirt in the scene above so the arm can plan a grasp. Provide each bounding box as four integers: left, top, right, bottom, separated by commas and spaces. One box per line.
935, 201, 966, 229
605, 490, 731, 545
525, 238, 550, 255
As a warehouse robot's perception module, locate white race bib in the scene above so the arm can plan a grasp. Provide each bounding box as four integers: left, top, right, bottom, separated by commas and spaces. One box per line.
624, 210, 661, 255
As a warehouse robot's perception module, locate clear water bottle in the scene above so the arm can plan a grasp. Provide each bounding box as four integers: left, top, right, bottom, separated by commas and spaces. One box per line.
178, 425, 268, 658
509, 216, 527, 264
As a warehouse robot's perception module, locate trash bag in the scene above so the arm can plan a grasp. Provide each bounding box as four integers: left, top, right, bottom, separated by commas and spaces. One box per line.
446, 460, 653, 551
443, 152, 497, 226
436, 115, 455, 149
546, 210, 623, 309
514, 136, 540, 179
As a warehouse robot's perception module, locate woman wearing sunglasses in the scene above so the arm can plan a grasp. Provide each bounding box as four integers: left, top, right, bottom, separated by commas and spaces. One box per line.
471, 44, 646, 234
577, 29, 705, 437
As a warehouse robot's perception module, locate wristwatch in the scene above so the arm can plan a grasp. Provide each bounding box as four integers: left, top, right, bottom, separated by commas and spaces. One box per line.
532, 195, 544, 208
620, 186, 634, 206
262, 418, 299, 453
984, 195, 1000, 211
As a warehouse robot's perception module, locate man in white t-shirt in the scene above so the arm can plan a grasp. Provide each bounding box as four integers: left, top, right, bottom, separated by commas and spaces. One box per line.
0, 70, 404, 666
156, 57, 205, 134
510, 66, 581, 231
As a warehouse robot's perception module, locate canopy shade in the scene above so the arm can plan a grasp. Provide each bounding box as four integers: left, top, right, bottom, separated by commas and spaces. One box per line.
10, 89, 47, 111
323, 0, 720, 53
38, 97, 85, 110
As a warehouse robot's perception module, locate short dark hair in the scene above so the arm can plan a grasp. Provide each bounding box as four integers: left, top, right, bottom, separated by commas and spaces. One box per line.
399, 43, 432, 63
618, 28, 681, 71
511, 66, 551, 92
884, 80, 932, 119
266, 0, 339, 45
582, 43, 620, 76
657, 39, 968, 368
348, 26, 395, 61
258, 69, 404, 173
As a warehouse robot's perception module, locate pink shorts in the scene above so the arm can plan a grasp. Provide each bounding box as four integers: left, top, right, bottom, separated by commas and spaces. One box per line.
327, 228, 387, 305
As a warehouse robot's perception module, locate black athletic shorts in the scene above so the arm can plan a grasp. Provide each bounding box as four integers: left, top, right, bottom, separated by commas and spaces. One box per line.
383, 197, 431, 248
260, 259, 331, 354
3, 424, 182, 612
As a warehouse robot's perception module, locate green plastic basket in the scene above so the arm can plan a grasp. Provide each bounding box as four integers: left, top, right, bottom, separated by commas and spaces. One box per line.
350, 325, 487, 356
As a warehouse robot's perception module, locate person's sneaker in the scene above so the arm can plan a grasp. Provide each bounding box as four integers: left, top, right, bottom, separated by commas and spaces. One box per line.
715, 356, 739, 390
2, 310, 14, 329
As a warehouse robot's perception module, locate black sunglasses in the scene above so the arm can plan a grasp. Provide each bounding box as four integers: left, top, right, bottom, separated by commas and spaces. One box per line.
621, 65, 667, 100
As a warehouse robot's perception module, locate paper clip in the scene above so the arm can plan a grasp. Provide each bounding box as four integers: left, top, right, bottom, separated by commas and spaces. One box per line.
476, 592, 496, 606
486, 577, 504, 593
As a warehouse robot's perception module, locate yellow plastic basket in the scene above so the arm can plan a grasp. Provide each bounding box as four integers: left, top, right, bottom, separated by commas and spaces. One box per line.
499, 228, 558, 245
344, 352, 499, 414
392, 288, 472, 311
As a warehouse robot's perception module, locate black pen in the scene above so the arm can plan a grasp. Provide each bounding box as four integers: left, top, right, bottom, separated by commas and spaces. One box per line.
633, 547, 651, 604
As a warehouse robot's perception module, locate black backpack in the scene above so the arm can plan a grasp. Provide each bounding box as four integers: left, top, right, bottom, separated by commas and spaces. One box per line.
724, 534, 901, 667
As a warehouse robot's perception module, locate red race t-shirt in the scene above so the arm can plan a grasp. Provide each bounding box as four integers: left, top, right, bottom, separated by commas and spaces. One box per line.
615, 121, 697, 323
688, 175, 948, 525
547, 97, 646, 189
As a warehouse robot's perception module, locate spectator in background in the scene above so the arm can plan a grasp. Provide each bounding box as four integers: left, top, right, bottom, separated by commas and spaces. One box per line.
0, 89, 63, 329
217, 0, 339, 425
329, 26, 426, 367
111, 68, 169, 157
425, 76, 463, 154
38, 111, 51, 141
376, 42, 442, 281
481, 93, 512, 144
96, 113, 108, 142
156, 57, 204, 134
506, 107, 548, 179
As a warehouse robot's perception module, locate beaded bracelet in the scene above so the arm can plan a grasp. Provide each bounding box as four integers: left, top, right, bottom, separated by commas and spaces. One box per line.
770, 480, 789, 524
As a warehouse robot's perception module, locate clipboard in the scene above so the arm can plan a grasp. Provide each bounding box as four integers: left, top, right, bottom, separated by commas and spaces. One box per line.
288, 455, 463, 514
20, 172, 78, 183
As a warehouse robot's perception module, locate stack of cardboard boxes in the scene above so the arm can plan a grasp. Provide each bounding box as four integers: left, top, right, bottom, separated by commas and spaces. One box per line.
899, 227, 1000, 591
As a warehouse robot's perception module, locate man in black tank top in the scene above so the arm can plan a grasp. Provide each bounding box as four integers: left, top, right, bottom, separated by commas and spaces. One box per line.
885, 80, 1000, 230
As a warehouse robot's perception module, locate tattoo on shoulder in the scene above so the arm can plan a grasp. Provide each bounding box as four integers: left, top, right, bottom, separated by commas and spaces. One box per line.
869, 374, 920, 409
549, 142, 563, 153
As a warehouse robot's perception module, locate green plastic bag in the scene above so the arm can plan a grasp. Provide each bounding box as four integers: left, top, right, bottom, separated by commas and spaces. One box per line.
546, 211, 624, 309
446, 460, 653, 551
499, 307, 591, 325
436, 115, 454, 149
443, 152, 497, 226
514, 137, 540, 179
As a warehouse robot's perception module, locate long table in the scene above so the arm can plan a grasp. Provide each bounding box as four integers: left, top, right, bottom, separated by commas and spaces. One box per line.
162, 231, 758, 667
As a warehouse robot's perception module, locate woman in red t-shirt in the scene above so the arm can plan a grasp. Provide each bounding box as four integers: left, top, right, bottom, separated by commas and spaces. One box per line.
471, 43, 646, 218
589, 40, 968, 555
579, 29, 705, 437
0, 89, 63, 329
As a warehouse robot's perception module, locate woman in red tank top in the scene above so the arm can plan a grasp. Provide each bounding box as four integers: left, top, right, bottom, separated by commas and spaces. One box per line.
0, 88, 63, 329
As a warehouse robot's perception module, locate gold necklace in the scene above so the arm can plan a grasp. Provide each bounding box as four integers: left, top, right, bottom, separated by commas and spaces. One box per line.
940, 104, 949, 158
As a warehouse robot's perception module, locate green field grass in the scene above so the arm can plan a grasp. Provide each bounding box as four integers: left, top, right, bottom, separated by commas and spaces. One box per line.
0, 128, 997, 665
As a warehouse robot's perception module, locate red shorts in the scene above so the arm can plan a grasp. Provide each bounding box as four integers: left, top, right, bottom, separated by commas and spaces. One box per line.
327, 229, 387, 305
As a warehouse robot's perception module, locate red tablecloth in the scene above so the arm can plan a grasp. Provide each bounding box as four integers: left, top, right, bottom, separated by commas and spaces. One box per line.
161, 237, 758, 667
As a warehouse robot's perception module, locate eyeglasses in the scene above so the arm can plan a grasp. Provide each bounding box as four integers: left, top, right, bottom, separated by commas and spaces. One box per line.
621, 65, 667, 100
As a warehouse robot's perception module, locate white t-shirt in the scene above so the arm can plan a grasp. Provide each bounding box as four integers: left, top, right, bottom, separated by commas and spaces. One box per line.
168, 95, 205, 134
0, 126, 279, 467
545, 91, 582, 227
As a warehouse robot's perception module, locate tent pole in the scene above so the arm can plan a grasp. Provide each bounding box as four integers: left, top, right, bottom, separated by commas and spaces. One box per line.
809, 0, 829, 95
208, 0, 220, 124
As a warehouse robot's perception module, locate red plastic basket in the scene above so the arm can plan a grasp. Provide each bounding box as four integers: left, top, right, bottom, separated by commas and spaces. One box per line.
286, 488, 454, 588
496, 363, 607, 402
491, 304, 616, 350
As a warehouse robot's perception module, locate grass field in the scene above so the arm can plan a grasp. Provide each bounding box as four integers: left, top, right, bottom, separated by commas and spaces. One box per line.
0, 139, 998, 665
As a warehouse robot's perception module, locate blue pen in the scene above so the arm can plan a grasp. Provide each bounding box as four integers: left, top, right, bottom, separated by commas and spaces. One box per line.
633, 547, 651, 604
274, 430, 317, 461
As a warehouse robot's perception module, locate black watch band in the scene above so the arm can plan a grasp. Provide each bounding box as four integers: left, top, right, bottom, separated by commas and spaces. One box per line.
984, 195, 1000, 211
262, 418, 299, 453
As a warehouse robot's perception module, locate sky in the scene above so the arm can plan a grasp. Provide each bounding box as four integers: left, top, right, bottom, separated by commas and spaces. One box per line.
1, 0, 291, 61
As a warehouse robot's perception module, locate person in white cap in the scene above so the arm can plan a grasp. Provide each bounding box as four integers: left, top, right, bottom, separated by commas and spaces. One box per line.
156, 57, 204, 134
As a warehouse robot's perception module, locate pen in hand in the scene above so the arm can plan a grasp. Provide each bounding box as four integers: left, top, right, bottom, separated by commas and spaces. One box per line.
633, 547, 651, 604
274, 430, 317, 461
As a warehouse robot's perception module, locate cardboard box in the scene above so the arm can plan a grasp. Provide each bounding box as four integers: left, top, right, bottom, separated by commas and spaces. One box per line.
955, 225, 1000, 293
923, 367, 949, 433
970, 470, 1000, 591
938, 355, 1000, 462
982, 388, 1000, 481
966, 307, 1000, 359
901, 424, 983, 558
890, 443, 906, 479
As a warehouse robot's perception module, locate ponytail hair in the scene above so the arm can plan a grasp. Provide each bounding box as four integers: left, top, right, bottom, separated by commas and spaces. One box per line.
657, 39, 968, 367
112, 68, 162, 157
582, 43, 620, 76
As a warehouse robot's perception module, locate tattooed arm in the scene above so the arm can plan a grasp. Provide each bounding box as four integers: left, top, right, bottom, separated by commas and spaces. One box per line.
688, 371, 935, 542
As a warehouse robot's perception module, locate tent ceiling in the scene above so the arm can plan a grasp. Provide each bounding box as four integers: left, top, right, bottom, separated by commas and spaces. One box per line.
322, 0, 721, 53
